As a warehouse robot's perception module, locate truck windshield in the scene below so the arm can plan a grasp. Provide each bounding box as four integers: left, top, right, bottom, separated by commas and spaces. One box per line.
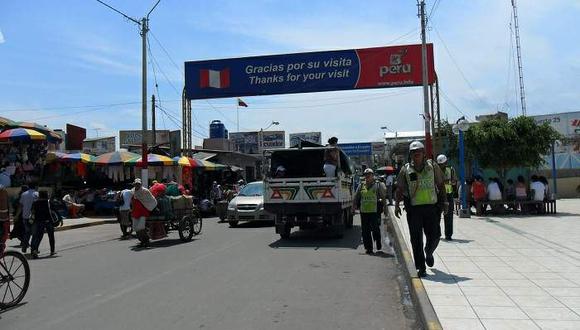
239, 182, 264, 196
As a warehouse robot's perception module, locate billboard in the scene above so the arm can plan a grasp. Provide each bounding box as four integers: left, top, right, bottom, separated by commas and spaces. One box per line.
65, 124, 86, 151
185, 44, 435, 99
119, 130, 171, 148
289, 132, 322, 147
338, 143, 373, 156
532, 111, 580, 169
230, 131, 285, 154
82, 137, 115, 156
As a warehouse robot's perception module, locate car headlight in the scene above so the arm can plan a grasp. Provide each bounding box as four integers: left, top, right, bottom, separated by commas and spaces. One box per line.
258, 203, 264, 210
227, 203, 236, 211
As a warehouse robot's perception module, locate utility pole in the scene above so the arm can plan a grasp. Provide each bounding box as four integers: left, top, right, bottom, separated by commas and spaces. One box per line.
418, 0, 433, 158
511, 0, 527, 116
95, 0, 160, 187
151, 94, 156, 145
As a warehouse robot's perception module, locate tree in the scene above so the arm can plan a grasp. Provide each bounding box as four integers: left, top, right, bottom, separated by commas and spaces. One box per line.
463, 116, 560, 179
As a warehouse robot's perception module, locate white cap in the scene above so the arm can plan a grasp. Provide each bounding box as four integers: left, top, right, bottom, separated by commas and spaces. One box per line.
133, 178, 142, 185
409, 140, 425, 151
363, 168, 374, 175
436, 154, 448, 164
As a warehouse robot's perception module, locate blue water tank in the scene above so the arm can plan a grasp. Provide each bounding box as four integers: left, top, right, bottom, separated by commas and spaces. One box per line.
209, 120, 226, 139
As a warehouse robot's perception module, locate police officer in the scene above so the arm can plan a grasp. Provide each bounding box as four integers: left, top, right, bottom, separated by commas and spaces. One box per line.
394, 141, 447, 277
355, 168, 387, 254
437, 154, 457, 240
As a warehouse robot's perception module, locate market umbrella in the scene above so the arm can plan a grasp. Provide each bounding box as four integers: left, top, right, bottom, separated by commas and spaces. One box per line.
0, 116, 17, 128
0, 128, 46, 142
46, 151, 68, 162
173, 156, 193, 167
129, 154, 175, 167
93, 150, 140, 165
15, 121, 62, 143
60, 152, 95, 164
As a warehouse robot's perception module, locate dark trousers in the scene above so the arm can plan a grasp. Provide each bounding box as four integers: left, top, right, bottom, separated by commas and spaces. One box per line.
22, 218, 33, 249
31, 220, 55, 253
443, 194, 454, 239
360, 212, 381, 251
406, 204, 441, 271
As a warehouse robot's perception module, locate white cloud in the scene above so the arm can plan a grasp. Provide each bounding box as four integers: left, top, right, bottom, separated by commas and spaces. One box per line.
0, 29, 5, 44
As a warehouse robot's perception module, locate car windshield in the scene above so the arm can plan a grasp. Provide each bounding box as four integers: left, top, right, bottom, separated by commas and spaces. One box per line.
238, 182, 263, 196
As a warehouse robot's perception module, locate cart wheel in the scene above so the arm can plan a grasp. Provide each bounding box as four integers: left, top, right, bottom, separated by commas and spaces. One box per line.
0, 251, 31, 309
178, 216, 194, 242
191, 211, 203, 235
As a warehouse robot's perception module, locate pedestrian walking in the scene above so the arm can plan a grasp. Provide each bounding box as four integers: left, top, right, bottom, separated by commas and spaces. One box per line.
395, 141, 447, 277
354, 168, 387, 254
436, 154, 457, 240
19, 183, 38, 253
117, 186, 133, 238
30, 190, 56, 258
385, 172, 395, 205
9, 185, 27, 245
131, 178, 157, 247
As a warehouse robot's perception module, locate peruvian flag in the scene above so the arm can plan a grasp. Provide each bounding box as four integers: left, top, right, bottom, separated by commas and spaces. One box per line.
200, 68, 230, 89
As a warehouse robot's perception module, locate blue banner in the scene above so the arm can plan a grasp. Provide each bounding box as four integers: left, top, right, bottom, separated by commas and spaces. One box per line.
338, 143, 373, 156
184, 44, 434, 99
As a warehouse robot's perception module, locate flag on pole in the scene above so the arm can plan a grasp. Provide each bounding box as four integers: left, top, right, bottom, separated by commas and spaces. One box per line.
237, 98, 248, 107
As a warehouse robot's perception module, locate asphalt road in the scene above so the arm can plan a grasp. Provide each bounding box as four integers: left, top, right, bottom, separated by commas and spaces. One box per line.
1, 216, 418, 330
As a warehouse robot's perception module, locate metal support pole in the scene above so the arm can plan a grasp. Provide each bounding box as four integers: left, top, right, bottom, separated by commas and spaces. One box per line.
141, 17, 149, 187
151, 94, 156, 145
551, 141, 558, 197
419, 0, 432, 159
458, 129, 470, 218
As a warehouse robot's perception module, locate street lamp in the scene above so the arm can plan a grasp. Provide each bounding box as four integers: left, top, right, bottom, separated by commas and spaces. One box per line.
453, 116, 470, 218
381, 126, 398, 165
260, 121, 280, 152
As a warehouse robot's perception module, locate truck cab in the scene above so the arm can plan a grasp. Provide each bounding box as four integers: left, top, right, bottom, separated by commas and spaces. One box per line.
263, 146, 354, 239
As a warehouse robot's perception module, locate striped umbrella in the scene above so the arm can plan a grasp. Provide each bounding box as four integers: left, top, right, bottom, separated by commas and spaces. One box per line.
0, 128, 47, 142
189, 158, 227, 171
173, 156, 193, 167
60, 152, 95, 164
129, 154, 175, 167
15, 121, 62, 143
93, 151, 140, 165
0, 116, 17, 128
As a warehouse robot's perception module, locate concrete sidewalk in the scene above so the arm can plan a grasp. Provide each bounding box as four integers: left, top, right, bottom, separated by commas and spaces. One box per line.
392, 199, 580, 330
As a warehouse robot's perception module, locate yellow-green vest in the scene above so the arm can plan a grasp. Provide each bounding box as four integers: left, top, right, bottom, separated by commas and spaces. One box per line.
405, 160, 438, 206
444, 167, 454, 194
360, 183, 378, 213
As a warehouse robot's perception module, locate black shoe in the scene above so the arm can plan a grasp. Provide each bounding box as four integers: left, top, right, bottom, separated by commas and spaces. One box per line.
376, 243, 382, 251
426, 254, 434, 267
365, 250, 373, 255
445, 236, 453, 241
417, 269, 427, 277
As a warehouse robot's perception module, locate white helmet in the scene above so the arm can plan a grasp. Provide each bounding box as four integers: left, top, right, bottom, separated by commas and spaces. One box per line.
436, 154, 448, 164
363, 168, 374, 175
409, 140, 425, 151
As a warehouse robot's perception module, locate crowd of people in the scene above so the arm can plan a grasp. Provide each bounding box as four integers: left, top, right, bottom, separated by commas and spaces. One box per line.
464, 174, 552, 214
0, 142, 48, 187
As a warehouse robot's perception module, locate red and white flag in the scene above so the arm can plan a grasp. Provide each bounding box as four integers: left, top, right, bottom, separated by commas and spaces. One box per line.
237, 98, 248, 107
200, 68, 230, 89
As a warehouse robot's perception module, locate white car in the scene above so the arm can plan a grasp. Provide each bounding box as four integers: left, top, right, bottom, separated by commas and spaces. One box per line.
227, 181, 274, 227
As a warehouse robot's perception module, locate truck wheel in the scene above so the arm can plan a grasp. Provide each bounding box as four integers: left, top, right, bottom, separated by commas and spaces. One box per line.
280, 225, 291, 239
229, 220, 238, 228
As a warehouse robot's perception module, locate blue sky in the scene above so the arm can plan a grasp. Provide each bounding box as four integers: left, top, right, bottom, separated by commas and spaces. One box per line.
1, 0, 579, 146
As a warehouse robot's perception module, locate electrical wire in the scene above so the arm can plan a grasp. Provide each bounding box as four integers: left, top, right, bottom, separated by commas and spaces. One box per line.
439, 88, 472, 121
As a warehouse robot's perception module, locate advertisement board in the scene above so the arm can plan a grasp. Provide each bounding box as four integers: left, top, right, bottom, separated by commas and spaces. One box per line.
185, 44, 435, 99
230, 131, 285, 154
65, 124, 86, 151
338, 143, 373, 156
533, 111, 580, 169
82, 137, 115, 156
119, 130, 171, 148
289, 132, 322, 147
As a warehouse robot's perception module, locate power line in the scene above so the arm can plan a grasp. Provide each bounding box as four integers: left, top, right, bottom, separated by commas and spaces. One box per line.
439, 88, 472, 121
433, 26, 488, 109
149, 31, 182, 76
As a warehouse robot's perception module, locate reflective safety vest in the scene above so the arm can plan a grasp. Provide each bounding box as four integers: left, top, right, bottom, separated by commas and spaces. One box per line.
444, 167, 454, 194
405, 160, 438, 206
360, 183, 378, 213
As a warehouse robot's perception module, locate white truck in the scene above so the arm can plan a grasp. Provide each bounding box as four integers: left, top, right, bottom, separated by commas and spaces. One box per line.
263, 146, 354, 239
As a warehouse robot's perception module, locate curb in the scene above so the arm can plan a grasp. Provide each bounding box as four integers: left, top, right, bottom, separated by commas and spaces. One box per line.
55, 219, 118, 232
385, 206, 442, 330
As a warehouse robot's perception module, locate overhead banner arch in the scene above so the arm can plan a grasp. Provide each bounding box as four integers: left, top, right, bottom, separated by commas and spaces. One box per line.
184, 43, 435, 100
